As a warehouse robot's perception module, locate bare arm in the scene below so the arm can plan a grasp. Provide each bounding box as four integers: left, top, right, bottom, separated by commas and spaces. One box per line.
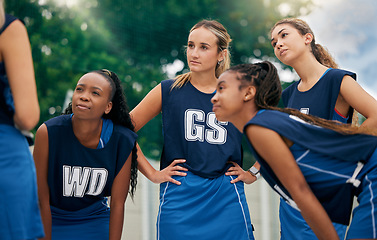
337, 75, 377, 128
246, 125, 339, 240
33, 124, 52, 240
130, 84, 162, 132
136, 143, 187, 185
1, 20, 39, 130
109, 153, 132, 240
130, 84, 187, 184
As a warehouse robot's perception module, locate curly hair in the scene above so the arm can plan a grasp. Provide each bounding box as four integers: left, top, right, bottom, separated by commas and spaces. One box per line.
227, 62, 377, 136
64, 69, 138, 198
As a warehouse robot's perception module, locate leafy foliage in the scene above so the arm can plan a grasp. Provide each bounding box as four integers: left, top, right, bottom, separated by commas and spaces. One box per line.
6, 0, 313, 159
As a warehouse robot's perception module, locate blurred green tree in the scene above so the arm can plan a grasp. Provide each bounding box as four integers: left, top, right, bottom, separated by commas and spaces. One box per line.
6, 0, 313, 160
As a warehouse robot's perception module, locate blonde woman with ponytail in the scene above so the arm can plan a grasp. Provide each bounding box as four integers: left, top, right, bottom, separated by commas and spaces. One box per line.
130, 19, 255, 240
270, 18, 377, 240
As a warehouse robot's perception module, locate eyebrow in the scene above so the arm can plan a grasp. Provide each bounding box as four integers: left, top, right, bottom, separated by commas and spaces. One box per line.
217, 80, 225, 86
188, 40, 211, 47
77, 83, 104, 92
270, 28, 286, 42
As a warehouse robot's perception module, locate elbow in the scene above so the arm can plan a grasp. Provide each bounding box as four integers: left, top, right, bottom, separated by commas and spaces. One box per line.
110, 199, 126, 212
14, 107, 40, 131
289, 181, 314, 202
360, 116, 377, 129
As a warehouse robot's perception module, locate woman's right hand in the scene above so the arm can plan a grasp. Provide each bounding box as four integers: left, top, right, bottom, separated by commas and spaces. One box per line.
152, 159, 188, 185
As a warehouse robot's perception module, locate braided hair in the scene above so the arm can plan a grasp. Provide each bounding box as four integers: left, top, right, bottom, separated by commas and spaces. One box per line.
227, 62, 377, 136
228, 61, 282, 109
64, 69, 138, 198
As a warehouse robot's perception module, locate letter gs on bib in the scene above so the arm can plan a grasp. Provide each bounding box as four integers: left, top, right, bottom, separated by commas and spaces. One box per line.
184, 109, 228, 144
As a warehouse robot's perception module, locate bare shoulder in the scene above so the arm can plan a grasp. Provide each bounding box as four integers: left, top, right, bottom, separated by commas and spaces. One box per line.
35, 123, 48, 139
0, 19, 28, 40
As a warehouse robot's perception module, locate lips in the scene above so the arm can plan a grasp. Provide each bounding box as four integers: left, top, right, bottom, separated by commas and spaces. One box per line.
280, 49, 287, 56
190, 60, 200, 65
76, 104, 90, 110
212, 105, 220, 112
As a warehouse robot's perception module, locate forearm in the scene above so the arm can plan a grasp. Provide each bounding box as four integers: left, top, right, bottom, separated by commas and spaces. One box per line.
136, 143, 158, 182
109, 202, 125, 240
38, 201, 52, 240
13, 106, 39, 130
292, 188, 339, 240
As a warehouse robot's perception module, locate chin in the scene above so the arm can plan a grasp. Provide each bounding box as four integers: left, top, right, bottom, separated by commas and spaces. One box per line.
215, 114, 227, 122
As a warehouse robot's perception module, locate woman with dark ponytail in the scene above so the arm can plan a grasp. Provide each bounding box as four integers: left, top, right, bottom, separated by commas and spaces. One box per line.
212, 61, 377, 240
33, 69, 137, 240
270, 18, 377, 239
270, 17, 377, 128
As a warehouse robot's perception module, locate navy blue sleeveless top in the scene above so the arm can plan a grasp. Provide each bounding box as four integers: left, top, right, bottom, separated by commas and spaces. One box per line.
0, 14, 18, 126
244, 110, 377, 224
45, 115, 137, 211
282, 68, 356, 123
161, 79, 243, 178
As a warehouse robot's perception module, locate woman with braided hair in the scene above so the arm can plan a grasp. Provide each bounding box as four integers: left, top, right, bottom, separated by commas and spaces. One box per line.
33, 69, 138, 240
270, 18, 377, 239
212, 61, 377, 240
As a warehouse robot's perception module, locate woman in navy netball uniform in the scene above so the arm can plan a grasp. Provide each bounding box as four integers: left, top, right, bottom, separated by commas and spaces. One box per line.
212, 61, 377, 240
33, 70, 138, 240
131, 20, 254, 240
270, 18, 377, 239
0, 0, 44, 238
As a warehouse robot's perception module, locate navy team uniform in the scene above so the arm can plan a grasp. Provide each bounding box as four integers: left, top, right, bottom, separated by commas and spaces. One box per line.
44, 115, 137, 239
158, 80, 254, 240
280, 68, 356, 239
0, 14, 44, 239
245, 109, 377, 240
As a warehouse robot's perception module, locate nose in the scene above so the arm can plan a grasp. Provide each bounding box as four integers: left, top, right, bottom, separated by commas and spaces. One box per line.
211, 92, 218, 104
189, 47, 199, 58
79, 91, 89, 101
276, 40, 282, 49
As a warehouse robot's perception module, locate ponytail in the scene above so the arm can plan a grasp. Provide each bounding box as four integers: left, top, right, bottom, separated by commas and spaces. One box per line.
271, 18, 338, 68
312, 43, 338, 68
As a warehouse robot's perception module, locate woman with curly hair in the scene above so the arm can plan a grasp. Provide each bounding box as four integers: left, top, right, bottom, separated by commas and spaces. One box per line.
33, 69, 138, 240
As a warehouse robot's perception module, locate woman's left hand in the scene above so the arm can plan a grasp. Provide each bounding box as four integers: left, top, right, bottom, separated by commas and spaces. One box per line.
225, 161, 257, 184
